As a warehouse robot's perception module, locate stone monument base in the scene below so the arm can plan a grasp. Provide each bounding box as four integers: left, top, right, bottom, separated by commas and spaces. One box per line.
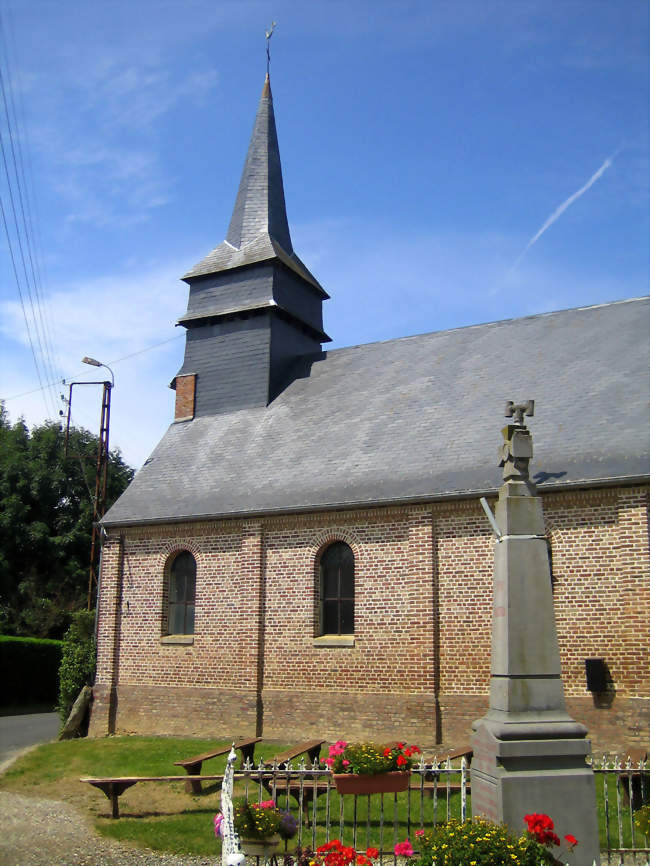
471, 719, 599, 866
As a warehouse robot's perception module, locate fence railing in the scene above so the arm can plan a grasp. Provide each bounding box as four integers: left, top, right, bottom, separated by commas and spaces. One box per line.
592, 755, 648, 863
232, 756, 648, 863
235, 757, 468, 858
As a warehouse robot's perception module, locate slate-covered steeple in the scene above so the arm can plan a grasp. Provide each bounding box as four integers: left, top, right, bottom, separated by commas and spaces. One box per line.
172, 75, 330, 421
225, 75, 293, 256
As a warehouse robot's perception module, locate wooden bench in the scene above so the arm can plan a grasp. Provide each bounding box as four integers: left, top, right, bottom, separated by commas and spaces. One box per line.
409, 745, 472, 795
264, 739, 325, 769
255, 739, 327, 817
439, 745, 473, 766
619, 748, 648, 810
174, 736, 262, 794
81, 774, 224, 819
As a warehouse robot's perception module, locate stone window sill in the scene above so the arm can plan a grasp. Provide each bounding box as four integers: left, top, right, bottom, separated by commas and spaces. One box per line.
161, 635, 194, 645
313, 635, 355, 648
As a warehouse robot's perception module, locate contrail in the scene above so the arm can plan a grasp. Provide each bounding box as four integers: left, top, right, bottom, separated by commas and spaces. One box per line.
512, 150, 620, 270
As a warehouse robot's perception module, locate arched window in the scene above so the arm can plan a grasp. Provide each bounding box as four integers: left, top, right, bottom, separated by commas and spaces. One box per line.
168, 551, 196, 635
319, 541, 354, 635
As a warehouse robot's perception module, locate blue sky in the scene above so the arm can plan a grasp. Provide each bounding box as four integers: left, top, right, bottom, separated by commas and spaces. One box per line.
1, 0, 648, 469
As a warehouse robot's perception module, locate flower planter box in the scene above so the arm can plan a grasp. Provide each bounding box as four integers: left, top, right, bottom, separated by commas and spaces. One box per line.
240, 834, 281, 857
332, 771, 410, 795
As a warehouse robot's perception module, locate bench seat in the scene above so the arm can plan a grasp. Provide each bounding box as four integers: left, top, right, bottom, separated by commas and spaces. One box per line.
81, 774, 224, 818
264, 739, 325, 768
174, 736, 262, 794
619, 748, 648, 809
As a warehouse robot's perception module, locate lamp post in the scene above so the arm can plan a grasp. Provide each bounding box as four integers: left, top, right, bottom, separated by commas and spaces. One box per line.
81, 357, 114, 611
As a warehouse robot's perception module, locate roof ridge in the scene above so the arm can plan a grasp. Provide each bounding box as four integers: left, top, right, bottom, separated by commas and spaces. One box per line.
325, 296, 650, 356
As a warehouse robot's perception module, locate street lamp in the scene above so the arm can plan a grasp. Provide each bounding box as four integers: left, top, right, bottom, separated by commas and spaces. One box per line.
82, 356, 114, 387
78, 355, 115, 610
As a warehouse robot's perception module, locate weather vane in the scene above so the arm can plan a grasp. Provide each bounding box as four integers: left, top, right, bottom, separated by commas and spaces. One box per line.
265, 21, 276, 77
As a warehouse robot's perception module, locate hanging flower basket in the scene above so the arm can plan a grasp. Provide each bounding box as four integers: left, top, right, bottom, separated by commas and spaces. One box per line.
240, 833, 282, 857
332, 770, 410, 795
324, 740, 420, 795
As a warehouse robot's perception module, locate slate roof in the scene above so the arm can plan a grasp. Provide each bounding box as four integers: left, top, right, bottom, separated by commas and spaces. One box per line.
104, 296, 650, 527
182, 76, 325, 295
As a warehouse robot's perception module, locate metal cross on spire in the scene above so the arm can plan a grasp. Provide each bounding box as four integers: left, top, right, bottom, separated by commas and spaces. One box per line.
265, 21, 277, 77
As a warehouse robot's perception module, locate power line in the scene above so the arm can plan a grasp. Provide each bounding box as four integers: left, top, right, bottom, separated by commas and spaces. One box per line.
0, 110, 55, 416
0, 12, 61, 381
0, 191, 49, 415
3, 331, 184, 402
0, 7, 61, 418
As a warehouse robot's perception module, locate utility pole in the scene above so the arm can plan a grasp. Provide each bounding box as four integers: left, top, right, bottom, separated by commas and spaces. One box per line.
61, 357, 114, 610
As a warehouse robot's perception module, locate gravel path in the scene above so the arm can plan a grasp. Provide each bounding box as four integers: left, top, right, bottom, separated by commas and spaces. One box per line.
0, 791, 218, 866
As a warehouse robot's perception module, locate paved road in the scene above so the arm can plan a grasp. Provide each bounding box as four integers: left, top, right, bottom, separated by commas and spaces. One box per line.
0, 712, 60, 769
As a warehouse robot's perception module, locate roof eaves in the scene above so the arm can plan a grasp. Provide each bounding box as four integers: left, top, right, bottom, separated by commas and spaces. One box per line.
101, 472, 649, 530
176, 299, 331, 342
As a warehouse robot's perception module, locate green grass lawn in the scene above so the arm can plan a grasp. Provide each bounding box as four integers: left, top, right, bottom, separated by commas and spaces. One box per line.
0, 737, 646, 857
595, 770, 647, 851
0, 737, 466, 856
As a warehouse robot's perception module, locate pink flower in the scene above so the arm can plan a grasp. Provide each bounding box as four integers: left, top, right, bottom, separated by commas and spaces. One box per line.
214, 813, 224, 837
342, 760, 350, 766
259, 799, 276, 809
394, 840, 414, 857
414, 830, 424, 838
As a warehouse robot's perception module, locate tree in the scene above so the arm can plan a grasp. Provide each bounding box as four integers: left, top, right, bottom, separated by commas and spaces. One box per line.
0, 404, 134, 638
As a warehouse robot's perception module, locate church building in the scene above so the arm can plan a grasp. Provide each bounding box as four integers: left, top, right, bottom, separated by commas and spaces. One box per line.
90, 75, 649, 753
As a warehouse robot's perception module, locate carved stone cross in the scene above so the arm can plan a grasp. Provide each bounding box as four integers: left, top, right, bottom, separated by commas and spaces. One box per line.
499, 400, 535, 482
505, 399, 534, 426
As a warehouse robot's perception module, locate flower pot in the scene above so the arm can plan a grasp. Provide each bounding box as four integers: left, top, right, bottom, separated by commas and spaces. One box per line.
332, 771, 410, 795
240, 834, 282, 858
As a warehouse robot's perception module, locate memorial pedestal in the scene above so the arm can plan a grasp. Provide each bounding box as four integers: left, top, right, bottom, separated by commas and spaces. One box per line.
471, 411, 599, 866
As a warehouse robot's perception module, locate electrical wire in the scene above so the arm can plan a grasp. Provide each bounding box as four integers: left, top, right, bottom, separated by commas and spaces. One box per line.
3, 331, 184, 402
0, 15, 61, 380
0, 6, 61, 417
0, 191, 49, 414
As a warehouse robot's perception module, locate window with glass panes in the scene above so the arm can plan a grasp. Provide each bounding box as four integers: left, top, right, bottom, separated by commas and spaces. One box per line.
168, 551, 196, 634
319, 541, 354, 634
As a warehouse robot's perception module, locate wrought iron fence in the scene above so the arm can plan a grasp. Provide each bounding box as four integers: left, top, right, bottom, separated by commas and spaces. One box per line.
231, 755, 650, 864
593, 755, 649, 864
234, 757, 468, 859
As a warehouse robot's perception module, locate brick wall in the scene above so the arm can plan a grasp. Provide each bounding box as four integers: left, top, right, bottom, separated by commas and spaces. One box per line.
89, 485, 649, 754
173, 373, 196, 421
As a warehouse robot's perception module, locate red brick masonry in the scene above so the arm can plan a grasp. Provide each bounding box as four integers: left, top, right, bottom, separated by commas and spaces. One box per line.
90, 486, 649, 754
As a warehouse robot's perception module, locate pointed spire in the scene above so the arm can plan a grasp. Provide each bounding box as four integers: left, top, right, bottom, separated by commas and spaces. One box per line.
183, 75, 325, 293
225, 74, 293, 254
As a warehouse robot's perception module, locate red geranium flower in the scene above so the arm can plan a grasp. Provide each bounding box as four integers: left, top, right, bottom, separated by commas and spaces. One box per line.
524, 813, 560, 846
565, 834, 578, 848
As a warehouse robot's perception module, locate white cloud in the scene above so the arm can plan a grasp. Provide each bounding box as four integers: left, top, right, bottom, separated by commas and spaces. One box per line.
1, 221, 642, 469
1, 262, 188, 467
17, 37, 218, 228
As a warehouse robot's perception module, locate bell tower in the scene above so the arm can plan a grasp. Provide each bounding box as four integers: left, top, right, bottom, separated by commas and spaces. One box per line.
171, 75, 330, 420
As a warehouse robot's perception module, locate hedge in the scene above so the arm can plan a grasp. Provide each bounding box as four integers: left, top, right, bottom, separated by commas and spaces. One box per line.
0, 635, 62, 707
57, 610, 96, 726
